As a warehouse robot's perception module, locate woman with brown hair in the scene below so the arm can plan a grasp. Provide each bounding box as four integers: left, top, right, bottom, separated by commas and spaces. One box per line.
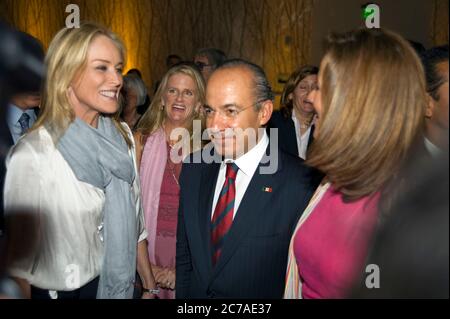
284, 28, 426, 299
267, 65, 318, 159
134, 64, 205, 299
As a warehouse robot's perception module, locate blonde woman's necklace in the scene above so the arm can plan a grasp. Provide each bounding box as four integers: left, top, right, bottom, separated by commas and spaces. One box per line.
166, 151, 180, 186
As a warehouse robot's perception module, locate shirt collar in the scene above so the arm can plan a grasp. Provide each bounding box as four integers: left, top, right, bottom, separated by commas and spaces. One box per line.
7, 103, 36, 126
291, 111, 297, 121
424, 136, 443, 158
223, 130, 269, 177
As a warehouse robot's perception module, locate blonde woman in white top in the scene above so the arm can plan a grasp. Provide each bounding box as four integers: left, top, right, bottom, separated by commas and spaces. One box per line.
3, 23, 156, 299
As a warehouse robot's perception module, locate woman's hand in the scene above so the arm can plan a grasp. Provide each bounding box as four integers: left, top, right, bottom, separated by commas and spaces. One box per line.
154, 267, 168, 287
165, 268, 175, 290
155, 267, 175, 290
151, 264, 164, 279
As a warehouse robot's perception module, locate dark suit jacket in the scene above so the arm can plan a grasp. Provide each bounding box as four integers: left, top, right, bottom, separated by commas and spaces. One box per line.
267, 110, 315, 158
176, 145, 321, 299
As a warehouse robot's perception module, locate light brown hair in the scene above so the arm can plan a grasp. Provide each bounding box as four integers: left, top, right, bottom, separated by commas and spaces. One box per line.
307, 28, 426, 201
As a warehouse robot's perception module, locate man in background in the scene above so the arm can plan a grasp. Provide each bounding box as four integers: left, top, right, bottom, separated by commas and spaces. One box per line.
194, 48, 226, 82
422, 45, 449, 157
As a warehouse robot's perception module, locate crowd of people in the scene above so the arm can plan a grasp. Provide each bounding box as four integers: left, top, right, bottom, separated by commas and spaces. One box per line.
0, 21, 448, 299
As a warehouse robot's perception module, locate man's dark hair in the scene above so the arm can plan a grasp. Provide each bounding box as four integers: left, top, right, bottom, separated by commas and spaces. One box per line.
2, 29, 45, 93
216, 59, 274, 110
195, 48, 227, 68
408, 40, 426, 56
166, 54, 182, 68
126, 68, 143, 78
420, 45, 449, 101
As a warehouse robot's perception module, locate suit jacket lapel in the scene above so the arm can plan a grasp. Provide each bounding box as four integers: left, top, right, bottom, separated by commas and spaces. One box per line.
287, 117, 299, 155
211, 147, 283, 278
308, 125, 315, 149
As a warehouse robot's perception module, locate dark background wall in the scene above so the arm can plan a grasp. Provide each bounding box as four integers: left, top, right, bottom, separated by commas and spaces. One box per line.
310, 0, 447, 65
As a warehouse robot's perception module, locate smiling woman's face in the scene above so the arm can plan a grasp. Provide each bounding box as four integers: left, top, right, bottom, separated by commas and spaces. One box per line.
68, 35, 123, 125
290, 74, 318, 115
162, 73, 199, 127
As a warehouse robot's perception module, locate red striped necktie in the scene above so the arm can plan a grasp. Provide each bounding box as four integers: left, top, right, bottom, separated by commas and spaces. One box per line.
211, 162, 239, 265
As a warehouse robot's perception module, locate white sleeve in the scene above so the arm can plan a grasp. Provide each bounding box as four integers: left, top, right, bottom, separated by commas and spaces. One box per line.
3, 140, 42, 280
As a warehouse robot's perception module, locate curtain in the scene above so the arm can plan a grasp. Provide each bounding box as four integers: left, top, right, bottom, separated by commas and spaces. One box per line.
0, 0, 314, 102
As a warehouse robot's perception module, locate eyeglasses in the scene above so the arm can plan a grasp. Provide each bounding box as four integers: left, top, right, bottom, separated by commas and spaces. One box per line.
202, 100, 266, 120
195, 62, 214, 71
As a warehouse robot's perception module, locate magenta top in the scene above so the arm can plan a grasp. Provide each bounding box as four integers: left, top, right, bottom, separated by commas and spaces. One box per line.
294, 185, 380, 299
154, 143, 182, 299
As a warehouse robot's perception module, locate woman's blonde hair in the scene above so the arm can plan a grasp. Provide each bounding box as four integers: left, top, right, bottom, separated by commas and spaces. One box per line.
307, 28, 426, 201
33, 22, 131, 145
136, 64, 205, 149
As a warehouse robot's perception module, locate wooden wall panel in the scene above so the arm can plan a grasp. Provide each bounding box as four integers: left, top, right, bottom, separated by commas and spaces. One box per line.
0, 0, 314, 103
431, 0, 449, 46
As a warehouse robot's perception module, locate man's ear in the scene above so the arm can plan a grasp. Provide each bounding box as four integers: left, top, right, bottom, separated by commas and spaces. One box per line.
258, 100, 273, 126
425, 94, 435, 118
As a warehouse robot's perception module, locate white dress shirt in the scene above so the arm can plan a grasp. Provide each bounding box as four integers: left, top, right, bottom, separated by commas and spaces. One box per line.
211, 131, 269, 220
424, 137, 443, 159
3, 125, 147, 291
7, 104, 37, 144
291, 112, 312, 160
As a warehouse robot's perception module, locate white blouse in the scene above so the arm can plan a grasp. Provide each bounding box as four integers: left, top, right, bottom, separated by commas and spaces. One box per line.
291, 112, 312, 160
3, 125, 147, 291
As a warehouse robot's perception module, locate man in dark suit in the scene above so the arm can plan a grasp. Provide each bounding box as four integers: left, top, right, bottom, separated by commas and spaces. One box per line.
5, 31, 44, 146
176, 59, 320, 299
421, 45, 449, 158
6, 95, 40, 145
1, 25, 44, 297
1, 29, 44, 240
1, 29, 43, 238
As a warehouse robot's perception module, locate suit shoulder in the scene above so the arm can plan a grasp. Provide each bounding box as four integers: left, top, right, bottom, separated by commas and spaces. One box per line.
279, 150, 305, 170
279, 150, 322, 185
182, 150, 204, 166
180, 150, 208, 176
